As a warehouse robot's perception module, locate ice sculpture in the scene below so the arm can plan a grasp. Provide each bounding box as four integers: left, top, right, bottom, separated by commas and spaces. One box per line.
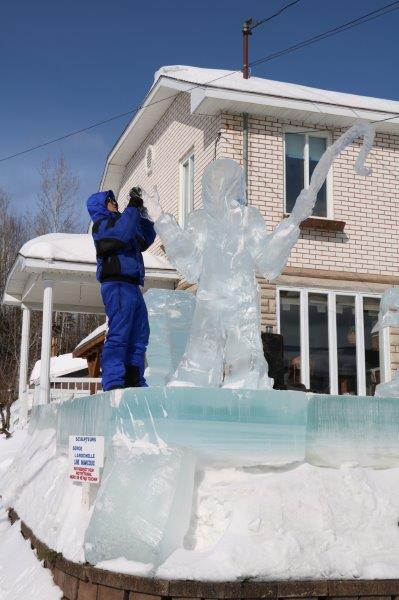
306, 394, 399, 468
85, 441, 196, 567
144, 289, 195, 385
374, 287, 399, 397
144, 121, 375, 389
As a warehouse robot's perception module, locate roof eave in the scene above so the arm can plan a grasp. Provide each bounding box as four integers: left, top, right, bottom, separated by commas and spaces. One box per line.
190, 85, 399, 132
100, 76, 196, 193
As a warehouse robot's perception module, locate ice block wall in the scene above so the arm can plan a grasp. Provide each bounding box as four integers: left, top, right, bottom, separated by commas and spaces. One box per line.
306, 394, 399, 468
10, 386, 399, 569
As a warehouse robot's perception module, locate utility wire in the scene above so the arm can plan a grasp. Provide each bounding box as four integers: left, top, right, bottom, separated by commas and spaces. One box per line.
0, 71, 239, 163
1, 1, 399, 164
250, 0, 399, 67
249, 0, 303, 30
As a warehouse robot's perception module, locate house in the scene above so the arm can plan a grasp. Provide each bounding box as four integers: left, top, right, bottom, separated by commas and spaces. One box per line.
99, 65, 399, 397
5, 65, 399, 402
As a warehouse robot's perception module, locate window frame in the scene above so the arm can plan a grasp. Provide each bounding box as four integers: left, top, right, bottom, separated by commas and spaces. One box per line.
277, 286, 384, 396
178, 150, 195, 228
283, 128, 333, 219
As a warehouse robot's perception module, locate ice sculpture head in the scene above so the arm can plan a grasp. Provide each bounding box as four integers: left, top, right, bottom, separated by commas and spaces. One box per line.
202, 159, 246, 216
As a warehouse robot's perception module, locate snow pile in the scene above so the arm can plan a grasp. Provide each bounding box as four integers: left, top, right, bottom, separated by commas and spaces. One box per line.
154, 65, 399, 115
30, 353, 88, 384
4, 418, 399, 581
159, 464, 399, 581
1, 424, 91, 563
0, 432, 62, 599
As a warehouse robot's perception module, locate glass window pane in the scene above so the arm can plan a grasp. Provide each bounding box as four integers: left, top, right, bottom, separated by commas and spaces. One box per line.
309, 136, 327, 217
285, 133, 305, 213
308, 293, 330, 393
363, 297, 380, 396
280, 291, 301, 387
336, 295, 357, 395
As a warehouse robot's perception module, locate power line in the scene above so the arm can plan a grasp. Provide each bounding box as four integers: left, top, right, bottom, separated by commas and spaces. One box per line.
250, 0, 399, 67
0, 70, 239, 163
1, 1, 399, 164
250, 0, 303, 30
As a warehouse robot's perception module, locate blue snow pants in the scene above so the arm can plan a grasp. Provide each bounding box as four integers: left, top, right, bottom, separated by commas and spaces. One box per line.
100, 282, 149, 391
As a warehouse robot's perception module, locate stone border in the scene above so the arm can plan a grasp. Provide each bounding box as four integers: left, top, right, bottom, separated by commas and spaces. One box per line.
8, 508, 399, 600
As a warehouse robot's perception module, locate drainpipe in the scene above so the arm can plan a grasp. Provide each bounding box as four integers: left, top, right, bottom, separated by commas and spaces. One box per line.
243, 112, 249, 203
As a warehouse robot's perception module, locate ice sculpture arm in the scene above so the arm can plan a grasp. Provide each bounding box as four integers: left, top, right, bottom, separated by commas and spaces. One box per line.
140, 187, 204, 283
155, 210, 205, 284
250, 120, 375, 281
290, 120, 375, 225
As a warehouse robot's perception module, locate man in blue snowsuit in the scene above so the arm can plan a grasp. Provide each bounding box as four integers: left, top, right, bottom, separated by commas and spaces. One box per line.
87, 188, 156, 391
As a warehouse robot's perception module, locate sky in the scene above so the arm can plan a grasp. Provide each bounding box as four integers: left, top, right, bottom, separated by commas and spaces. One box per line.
0, 0, 398, 223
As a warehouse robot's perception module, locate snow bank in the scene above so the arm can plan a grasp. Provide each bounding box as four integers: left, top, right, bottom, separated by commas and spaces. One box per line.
154, 65, 399, 114
30, 353, 88, 384
159, 464, 399, 581
4, 402, 399, 581
1, 423, 91, 563
0, 432, 62, 599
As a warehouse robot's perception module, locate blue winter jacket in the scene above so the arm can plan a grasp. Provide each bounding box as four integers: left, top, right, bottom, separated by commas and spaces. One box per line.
87, 190, 156, 286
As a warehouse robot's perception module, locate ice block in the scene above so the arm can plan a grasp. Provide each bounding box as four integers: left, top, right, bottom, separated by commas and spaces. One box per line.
84, 443, 196, 567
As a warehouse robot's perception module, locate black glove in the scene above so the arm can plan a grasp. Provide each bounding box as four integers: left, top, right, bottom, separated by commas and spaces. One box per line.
128, 186, 144, 208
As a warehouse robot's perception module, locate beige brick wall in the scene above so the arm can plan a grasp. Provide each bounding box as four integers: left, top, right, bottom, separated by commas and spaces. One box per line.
117, 93, 221, 255
220, 113, 399, 277
115, 92, 399, 339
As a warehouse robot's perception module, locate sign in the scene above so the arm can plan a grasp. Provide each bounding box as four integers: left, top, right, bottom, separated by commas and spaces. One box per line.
69, 435, 105, 484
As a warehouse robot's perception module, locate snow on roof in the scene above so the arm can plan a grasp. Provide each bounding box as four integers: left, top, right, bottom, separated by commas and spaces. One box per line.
75, 322, 107, 350
19, 233, 174, 270
30, 353, 88, 383
21, 233, 96, 264
155, 65, 399, 114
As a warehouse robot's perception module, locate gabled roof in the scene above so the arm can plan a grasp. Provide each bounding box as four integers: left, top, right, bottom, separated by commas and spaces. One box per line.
101, 65, 399, 194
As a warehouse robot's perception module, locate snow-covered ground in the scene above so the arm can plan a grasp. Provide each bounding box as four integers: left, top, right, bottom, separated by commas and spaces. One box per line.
3, 421, 399, 581
0, 431, 62, 600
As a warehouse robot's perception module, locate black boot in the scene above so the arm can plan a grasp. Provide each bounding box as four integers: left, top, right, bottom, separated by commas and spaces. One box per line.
124, 364, 140, 388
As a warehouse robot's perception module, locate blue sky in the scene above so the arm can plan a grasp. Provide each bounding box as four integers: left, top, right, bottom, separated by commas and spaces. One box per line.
1, 0, 397, 222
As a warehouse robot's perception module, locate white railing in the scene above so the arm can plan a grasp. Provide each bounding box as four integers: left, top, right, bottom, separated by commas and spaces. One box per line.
30, 377, 102, 404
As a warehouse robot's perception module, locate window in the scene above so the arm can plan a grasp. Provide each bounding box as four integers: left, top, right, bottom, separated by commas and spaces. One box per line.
179, 152, 194, 228
284, 132, 331, 218
278, 288, 380, 396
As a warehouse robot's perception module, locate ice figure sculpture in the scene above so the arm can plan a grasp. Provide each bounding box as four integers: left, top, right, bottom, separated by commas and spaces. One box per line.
374, 287, 399, 397
145, 121, 375, 389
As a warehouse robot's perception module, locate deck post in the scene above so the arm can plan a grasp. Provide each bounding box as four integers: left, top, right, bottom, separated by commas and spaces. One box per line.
39, 279, 54, 404
18, 307, 31, 422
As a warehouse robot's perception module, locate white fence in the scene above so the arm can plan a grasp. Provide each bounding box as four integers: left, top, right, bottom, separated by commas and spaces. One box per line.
29, 377, 102, 405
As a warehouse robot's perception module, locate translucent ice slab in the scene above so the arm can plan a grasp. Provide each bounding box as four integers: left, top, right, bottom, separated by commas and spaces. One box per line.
144, 289, 195, 385
306, 394, 399, 468
115, 387, 309, 466
84, 445, 195, 566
